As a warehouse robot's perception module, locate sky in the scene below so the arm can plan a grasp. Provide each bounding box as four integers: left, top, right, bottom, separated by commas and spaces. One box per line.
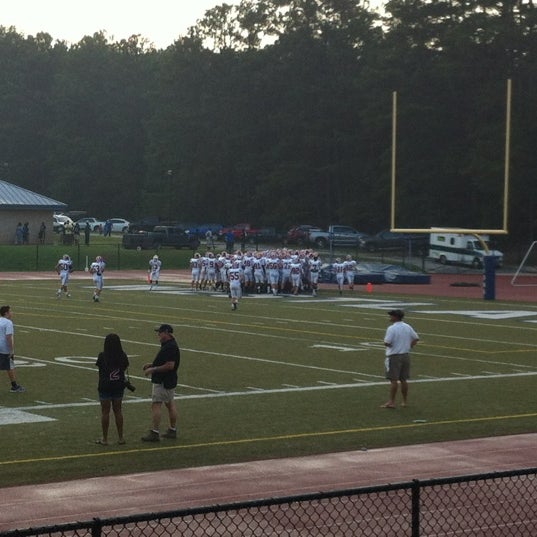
1, 0, 384, 50
0, 0, 242, 49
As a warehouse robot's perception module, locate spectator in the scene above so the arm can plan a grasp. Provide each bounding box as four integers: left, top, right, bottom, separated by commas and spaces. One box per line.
38, 222, 46, 244
141, 324, 180, 442
73, 222, 80, 245
22, 222, 29, 244
225, 231, 235, 253
381, 309, 419, 409
0, 305, 25, 393
95, 333, 129, 445
15, 223, 23, 245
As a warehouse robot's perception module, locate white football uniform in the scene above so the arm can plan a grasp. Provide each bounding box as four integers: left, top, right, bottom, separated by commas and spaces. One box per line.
90, 260, 106, 290
149, 258, 162, 282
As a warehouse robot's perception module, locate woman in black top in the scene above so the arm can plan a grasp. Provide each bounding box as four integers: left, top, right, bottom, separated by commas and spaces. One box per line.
96, 333, 129, 445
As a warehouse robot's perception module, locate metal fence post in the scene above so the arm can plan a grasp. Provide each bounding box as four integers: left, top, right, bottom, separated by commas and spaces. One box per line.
411, 479, 420, 537
91, 517, 102, 537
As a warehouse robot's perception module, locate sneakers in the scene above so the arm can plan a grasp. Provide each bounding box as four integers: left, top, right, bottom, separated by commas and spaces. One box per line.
231, 303, 237, 311
162, 428, 177, 439
141, 430, 160, 442
10, 385, 26, 393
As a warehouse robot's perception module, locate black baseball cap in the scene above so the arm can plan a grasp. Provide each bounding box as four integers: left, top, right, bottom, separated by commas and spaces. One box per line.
388, 309, 404, 319
155, 324, 174, 334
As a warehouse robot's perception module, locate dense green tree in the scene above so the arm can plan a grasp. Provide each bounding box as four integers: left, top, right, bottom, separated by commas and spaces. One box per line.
0, 0, 536, 247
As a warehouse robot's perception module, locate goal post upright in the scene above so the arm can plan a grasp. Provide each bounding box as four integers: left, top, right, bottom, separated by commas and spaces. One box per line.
390, 79, 511, 238
388, 80, 513, 299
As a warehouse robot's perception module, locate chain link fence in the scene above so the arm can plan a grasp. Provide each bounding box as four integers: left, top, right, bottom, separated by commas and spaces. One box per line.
1, 467, 535, 537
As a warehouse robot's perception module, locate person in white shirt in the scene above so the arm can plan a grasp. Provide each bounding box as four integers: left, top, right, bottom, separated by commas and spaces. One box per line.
0, 305, 25, 393
344, 255, 357, 290
228, 261, 244, 310
252, 253, 266, 293
190, 253, 202, 290
289, 258, 303, 295
90, 256, 106, 302
332, 258, 346, 295
148, 255, 162, 290
55, 254, 73, 298
308, 253, 322, 296
382, 309, 419, 409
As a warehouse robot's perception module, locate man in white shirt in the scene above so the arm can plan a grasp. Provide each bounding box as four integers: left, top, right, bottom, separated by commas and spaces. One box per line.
382, 309, 419, 409
0, 305, 25, 393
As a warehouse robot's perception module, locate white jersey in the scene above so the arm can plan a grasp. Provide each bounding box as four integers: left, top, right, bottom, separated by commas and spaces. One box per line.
90, 260, 105, 276
149, 258, 162, 275
56, 258, 72, 274
228, 267, 243, 288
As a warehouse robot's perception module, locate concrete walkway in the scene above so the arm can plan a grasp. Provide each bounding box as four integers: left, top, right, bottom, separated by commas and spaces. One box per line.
1, 432, 536, 531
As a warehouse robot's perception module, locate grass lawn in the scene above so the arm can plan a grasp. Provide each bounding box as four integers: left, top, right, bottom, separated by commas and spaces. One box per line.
1, 275, 536, 487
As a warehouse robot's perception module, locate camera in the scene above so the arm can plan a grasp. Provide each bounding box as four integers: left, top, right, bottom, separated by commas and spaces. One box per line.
124, 380, 136, 392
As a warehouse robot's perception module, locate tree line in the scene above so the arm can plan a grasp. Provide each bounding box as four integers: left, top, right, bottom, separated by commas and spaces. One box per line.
0, 0, 535, 246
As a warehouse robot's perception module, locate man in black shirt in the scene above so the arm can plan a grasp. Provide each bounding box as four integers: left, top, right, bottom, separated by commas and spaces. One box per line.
141, 324, 180, 442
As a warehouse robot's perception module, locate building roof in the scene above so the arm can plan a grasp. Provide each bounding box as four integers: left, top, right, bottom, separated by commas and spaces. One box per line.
0, 180, 66, 211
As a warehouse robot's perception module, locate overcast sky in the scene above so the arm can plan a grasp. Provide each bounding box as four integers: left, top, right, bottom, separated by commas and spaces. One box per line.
1, 0, 384, 49
0, 0, 242, 49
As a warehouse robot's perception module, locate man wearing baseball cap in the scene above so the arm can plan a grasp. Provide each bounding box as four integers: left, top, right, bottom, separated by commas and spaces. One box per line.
141, 323, 180, 441
381, 309, 419, 409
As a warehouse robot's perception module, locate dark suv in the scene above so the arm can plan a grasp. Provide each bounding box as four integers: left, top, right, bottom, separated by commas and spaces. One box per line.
359, 230, 429, 254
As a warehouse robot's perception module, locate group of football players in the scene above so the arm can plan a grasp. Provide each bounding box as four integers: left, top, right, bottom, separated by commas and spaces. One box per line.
55, 254, 106, 302
189, 249, 358, 299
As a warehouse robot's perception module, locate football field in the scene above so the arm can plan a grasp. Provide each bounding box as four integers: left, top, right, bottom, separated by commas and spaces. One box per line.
1, 276, 536, 487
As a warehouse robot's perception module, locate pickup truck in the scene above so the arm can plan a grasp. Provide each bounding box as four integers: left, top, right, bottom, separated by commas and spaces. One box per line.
359, 230, 429, 254
307, 225, 367, 249
122, 226, 200, 250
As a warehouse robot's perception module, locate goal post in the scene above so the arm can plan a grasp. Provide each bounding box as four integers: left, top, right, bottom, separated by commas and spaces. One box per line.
390, 79, 512, 237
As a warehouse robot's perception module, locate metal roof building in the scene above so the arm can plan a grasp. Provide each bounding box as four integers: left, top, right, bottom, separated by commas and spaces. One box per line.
0, 180, 67, 244
0, 180, 66, 210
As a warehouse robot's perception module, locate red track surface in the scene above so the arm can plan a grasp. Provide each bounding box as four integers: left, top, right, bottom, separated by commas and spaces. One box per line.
0, 270, 535, 531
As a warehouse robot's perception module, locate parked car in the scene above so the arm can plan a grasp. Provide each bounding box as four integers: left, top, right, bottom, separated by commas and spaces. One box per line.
53, 214, 74, 233
107, 218, 130, 233
286, 225, 322, 245
76, 217, 105, 233
217, 223, 264, 241
359, 230, 429, 254
308, 225, 369, 249
122, 225, 200, 250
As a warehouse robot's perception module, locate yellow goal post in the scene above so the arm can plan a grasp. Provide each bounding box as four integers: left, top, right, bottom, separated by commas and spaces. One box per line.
389, 79, 512, 241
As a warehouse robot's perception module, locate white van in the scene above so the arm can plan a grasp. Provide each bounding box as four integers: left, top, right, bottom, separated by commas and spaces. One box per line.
429, 231, 503, 268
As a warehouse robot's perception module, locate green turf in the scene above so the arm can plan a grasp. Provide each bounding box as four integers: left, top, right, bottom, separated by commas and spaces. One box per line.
1, 277, 536, 487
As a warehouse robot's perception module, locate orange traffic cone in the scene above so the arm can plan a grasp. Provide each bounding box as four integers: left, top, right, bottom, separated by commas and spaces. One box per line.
366, 282, 373, 293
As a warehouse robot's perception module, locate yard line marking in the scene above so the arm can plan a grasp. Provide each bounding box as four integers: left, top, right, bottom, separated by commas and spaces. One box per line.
312, 344, 366, 352
9, 371, 537, 416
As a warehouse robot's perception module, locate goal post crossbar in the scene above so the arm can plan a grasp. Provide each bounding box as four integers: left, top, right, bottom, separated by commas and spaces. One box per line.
390, 228, 508, 235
